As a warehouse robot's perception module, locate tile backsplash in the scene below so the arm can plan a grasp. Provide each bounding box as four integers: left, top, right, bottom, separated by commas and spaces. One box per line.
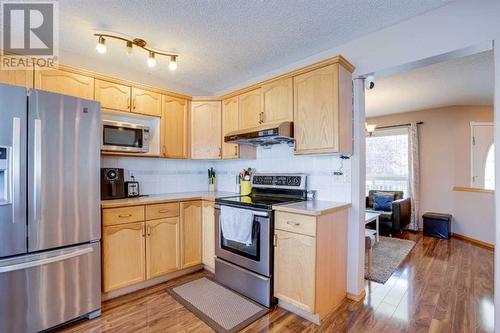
102, 144, 351, 202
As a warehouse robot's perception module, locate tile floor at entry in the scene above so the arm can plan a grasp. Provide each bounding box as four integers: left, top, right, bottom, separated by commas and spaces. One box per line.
57, 232, 494, 333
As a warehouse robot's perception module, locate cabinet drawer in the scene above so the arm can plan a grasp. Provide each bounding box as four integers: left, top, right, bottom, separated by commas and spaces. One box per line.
103, 206, 145, 226
146, 202, 180, 220
275, 211, 316, 237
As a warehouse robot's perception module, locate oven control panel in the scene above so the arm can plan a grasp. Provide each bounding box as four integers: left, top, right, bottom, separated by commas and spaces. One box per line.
252, 174, 307, 190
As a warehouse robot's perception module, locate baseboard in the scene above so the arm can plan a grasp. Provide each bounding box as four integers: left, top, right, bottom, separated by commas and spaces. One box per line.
346, 289, 366, 302
278, 300, 320, 325
451, 233, 494, 250
102, 264, 204, 301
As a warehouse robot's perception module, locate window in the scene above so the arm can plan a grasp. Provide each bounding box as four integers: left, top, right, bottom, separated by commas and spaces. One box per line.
366, 128, 409, 195
484, 144, 495, 190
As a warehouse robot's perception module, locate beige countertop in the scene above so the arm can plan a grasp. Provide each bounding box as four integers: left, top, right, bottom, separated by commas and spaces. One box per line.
101, 191, 237, 208
272, 200, 351, 216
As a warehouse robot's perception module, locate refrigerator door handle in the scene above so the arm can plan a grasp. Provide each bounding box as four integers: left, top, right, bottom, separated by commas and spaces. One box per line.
33, 118, 42, 225
0, 246, 93, 273
11, 117, 21, 223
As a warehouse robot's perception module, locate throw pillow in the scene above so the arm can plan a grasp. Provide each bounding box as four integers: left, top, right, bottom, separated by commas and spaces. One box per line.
373, 193, 394, 211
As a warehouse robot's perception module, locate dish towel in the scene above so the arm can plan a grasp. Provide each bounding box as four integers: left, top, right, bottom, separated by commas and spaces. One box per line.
220, 206, 254, 246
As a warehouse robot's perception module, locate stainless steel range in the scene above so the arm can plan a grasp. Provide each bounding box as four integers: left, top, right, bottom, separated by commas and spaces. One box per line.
214, 173, 307, 307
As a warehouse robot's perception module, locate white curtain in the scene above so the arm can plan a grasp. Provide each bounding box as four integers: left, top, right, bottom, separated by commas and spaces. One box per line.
408, 122, 420, 230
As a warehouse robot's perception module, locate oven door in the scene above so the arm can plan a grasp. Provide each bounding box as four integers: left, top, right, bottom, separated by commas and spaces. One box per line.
215, 205, 272, 277
101, 121, 149, 153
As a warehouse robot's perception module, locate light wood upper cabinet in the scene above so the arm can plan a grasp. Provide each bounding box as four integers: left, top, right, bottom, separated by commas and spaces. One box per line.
132, 87, 161, 117
293, 63, 352, 155
190, 101, 222, 159
181, 201, 203, 268
261, 78, 293, 124
274, 229, 316, 312
202, 201, 216, 270
222, 97, 239, 159
161, 96, 189, 158
103, 222, 145, 293
238, 88, 262, 129
35, 68, 94, 99
94, 79, 131, 112
0, 68, 33, 88
146, 217, 180, 279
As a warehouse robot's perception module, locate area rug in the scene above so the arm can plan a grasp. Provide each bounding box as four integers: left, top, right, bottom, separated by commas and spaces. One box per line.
365, 236, 416, 284
167, 277, 268, 333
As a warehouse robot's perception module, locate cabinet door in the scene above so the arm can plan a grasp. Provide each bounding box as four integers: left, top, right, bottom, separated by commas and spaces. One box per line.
202, 201, 215, 269
161, 96, 188, 158
238, 88, 262, 129
190, 101, 221, 159
293, 64, 339, 154
103, 222, 145, 292
146, 217, 180, 279
132, 87, 161, 117
221, 97, 239, 159
95, 79, 131, 112
0, 68, 33, 88
181, 201, 202, 268
35, 68, 94, 99
261, 78, 293, 124
274, 229, 316, 312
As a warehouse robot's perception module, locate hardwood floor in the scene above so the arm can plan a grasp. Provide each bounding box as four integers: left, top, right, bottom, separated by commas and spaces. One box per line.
57, 232, 494, 333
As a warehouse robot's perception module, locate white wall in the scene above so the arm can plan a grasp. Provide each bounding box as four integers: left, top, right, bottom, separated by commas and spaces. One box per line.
101, 157, 213, 194
452, 190, 495, 245
214, 144, 351, 202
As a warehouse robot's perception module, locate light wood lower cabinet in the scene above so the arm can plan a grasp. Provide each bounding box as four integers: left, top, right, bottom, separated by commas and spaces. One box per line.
146, 217, 180, 279
274, 209, 348, 322
103, 222, 146, 292
202, 201, 215, 269
181, 201, 203, 268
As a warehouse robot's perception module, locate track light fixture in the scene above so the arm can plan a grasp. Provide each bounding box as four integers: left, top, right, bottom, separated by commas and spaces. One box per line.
94, 32, 179, 70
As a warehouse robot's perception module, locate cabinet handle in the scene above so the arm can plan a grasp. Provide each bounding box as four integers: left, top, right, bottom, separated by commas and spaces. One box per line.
158, 209, 170, 213
234, 146, 238, 156
286, 221, 300, 226
259, 112, 263, 124
219, 147, 222, 157
142, 226, 145, 237
127, 97, 130, 109
133, 98, 136, 109
118, 214, 132, 218
147, 225, 151, 236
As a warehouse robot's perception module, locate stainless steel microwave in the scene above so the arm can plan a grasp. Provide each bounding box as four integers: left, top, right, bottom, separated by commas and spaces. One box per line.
101, 120, 150, 153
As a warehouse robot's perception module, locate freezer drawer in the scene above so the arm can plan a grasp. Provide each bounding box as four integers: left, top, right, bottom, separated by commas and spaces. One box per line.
0, 243, 101, 333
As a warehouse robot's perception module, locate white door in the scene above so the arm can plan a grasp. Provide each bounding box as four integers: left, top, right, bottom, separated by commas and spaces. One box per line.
471, 123, 494, 189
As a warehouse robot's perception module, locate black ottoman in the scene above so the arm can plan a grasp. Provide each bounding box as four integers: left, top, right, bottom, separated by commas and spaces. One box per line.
423, 212, 452, 239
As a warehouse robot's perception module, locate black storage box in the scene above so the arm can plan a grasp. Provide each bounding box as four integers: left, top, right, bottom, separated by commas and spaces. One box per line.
423, 212, 452, 239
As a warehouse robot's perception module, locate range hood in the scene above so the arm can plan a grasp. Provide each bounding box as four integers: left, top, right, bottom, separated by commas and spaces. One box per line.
224, 121, 294, 146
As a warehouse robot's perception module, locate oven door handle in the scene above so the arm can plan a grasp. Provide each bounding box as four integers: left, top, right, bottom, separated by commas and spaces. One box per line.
214, 204, 270, 217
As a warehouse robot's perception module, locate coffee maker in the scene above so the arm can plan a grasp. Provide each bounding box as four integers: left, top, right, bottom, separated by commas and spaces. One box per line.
101, 168, 125, 200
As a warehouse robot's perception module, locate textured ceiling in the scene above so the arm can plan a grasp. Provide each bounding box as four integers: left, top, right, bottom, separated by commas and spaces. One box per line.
365, 51, 494, 117
58, 0, 451, 95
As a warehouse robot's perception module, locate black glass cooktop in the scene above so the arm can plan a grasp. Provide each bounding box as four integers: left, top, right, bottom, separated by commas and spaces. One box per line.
216, 195, 305, 210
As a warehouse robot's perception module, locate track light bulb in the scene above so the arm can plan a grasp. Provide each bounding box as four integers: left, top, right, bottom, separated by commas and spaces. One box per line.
96, 36, 107, 54
147, 51, 156, 67
125, 41, 133, 55
169, 55, 178, 70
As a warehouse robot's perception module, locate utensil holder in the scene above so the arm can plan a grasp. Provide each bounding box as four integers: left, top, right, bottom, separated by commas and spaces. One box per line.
240, 180, 251, 195
208, 178, 216, 192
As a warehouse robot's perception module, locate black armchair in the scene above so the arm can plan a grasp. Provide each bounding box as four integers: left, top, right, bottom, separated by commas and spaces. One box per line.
366, 190, 411, 235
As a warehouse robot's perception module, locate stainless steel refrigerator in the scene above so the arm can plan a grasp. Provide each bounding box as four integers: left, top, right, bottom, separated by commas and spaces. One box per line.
0, 85, 101, 333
